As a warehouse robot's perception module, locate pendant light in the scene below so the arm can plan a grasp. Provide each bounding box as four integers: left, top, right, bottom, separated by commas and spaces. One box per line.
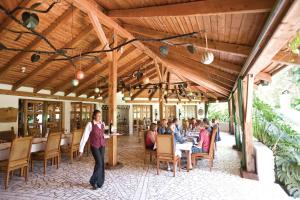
76, 52, 84, 80
143, 77, 150, 84
200, 32, 214, 65
71, 79, 79, 87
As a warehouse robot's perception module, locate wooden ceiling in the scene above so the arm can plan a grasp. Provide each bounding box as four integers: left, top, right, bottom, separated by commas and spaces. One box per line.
0, 0, 298, 102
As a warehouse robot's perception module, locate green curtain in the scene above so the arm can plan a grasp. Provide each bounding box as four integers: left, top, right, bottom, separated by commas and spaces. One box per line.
231, 93, 241, 151
237, 78, 246, 169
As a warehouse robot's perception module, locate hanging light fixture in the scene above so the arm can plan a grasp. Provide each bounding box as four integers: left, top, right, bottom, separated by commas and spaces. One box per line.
200, 32, 214, 65
31, 54, 40, 62
21, 66, 26, 73
22, 12, 39, 30
76, 70, 84, 80
76, 51, 84, 80
143, 77, 150, 84
159, 46, 168, 56
94, 87, 100, 93
71, 79, 79, 87
163, 90, 168, 95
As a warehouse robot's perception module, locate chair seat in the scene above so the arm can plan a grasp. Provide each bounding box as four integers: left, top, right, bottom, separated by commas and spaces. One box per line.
0, 159, 28, 171
31, 151, 59, 160
0, 160, 8, 170
157, 155, 180, 161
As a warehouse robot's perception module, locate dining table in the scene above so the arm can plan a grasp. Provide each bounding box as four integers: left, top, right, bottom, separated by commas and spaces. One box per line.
176, 141, 193, 172
0, 133, 72, 161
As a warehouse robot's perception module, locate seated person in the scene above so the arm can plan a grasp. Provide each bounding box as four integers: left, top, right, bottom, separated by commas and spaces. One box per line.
146, 123, 157, 150
173, 118, 181, 134
212, 118, 221, 142
189, 118, 197, 131
166, 122, 185, 144
192, 121, 211, 154
203, 118, 212, 134
157, 119, 167, 134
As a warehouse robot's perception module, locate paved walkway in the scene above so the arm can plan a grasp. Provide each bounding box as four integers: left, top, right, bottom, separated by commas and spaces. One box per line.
0, 132, 291, 200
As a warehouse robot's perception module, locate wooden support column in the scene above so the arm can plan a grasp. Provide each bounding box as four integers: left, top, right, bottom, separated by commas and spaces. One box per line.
159, 88, 165, 121
204, 101, 209, 118
108, 30, 118, 167
243, 74, 256, 173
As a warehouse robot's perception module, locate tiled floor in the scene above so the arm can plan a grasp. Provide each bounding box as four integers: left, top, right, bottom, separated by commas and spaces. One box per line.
0, 132, 291, 200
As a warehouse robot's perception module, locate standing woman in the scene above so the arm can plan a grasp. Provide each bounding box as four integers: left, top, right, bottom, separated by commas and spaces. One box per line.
79, 110, 105, 190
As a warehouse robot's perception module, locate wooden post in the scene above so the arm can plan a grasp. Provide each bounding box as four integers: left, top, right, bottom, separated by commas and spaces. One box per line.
159, 88, 165, 121
243, 74, 256, 172
108, 30, 118, 167
204, 101, 209, 118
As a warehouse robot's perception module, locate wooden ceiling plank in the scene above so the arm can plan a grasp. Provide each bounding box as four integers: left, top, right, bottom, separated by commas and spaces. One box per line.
108, 0, 275, 18
124, 24, 251, 57
0, 5, 74, 80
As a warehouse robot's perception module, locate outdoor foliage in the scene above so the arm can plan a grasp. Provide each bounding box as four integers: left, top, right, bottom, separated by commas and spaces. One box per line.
207, 102, 229, 122
253, 98, 300, 198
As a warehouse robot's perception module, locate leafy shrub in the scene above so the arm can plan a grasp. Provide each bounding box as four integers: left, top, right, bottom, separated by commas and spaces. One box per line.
253, 98, 300, 198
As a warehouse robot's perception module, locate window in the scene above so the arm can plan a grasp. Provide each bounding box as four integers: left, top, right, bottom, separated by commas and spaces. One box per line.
163, 105, 176, 120
181, 105, 196, 119
133, 105, 152, 126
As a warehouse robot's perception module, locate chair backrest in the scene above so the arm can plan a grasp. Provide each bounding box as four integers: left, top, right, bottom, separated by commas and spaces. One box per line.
8, 136, 32, 166
0, 127, 15, 142
208, 128, 217, 158
45, 132, 61, 153
28, 127, 41, 138
156, 134, 175, 159
72, 129, 83, 146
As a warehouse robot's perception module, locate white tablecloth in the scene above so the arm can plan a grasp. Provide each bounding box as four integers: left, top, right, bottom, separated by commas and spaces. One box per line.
175, 142, 193, 157
0, 135, 72, 161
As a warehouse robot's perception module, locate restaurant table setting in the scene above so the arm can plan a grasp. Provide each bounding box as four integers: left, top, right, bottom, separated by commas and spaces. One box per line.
0, 133, 73, 161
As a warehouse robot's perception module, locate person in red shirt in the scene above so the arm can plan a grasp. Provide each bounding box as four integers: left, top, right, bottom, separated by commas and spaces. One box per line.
146, 123, 157, 150
192, 121, 211, 153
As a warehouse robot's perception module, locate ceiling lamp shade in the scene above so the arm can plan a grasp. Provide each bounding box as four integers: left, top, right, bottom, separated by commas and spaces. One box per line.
31, 54, 40, 62
76, 70, 84, 80
200, 51, 214, 65
159, 46, 168, 56
143, 77, 150, 84
163, 90, 168, 95
71, 79, 79, 87
22, 12, 39, 30
94, 87, 100, 93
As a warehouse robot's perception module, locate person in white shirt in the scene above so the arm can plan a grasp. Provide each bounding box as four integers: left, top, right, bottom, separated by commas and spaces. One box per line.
79, 110, 105, 190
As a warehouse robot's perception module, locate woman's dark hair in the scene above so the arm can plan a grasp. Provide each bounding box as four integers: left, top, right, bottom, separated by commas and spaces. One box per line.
92, 110, 101, 120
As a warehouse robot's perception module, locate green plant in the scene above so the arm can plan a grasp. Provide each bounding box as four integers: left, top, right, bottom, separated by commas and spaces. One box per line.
253, 98, 300, 198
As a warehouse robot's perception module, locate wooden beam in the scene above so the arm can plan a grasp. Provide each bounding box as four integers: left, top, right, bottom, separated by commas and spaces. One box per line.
131, 84, 150, 100
248, 1, 300, 76
272, 51, 300, 67
108, 30, 118, 126
155, 59, 162, 82
124, 24, 251, 58
150, 47, 229, 96
147, 43, 238, 82
148, 87, 158, 100
254, 72, 272, 83
88, 10, 112, 61
108, 0, 274, 18
33, 25, 94, 93
0, 89, 102, 103
0, 5, 74, 80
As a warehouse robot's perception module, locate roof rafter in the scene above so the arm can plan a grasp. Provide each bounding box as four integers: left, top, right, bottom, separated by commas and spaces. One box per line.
108, 0, 274, 18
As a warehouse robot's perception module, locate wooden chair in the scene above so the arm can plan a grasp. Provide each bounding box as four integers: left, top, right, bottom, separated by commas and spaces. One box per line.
143, 131, 156, 164
62, 130, 83, 163
0, 136, 33, 189
156, 134, 181, 177
0, 127, 15, 142
191, 128, 217, 171
31, 132, 61, 175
